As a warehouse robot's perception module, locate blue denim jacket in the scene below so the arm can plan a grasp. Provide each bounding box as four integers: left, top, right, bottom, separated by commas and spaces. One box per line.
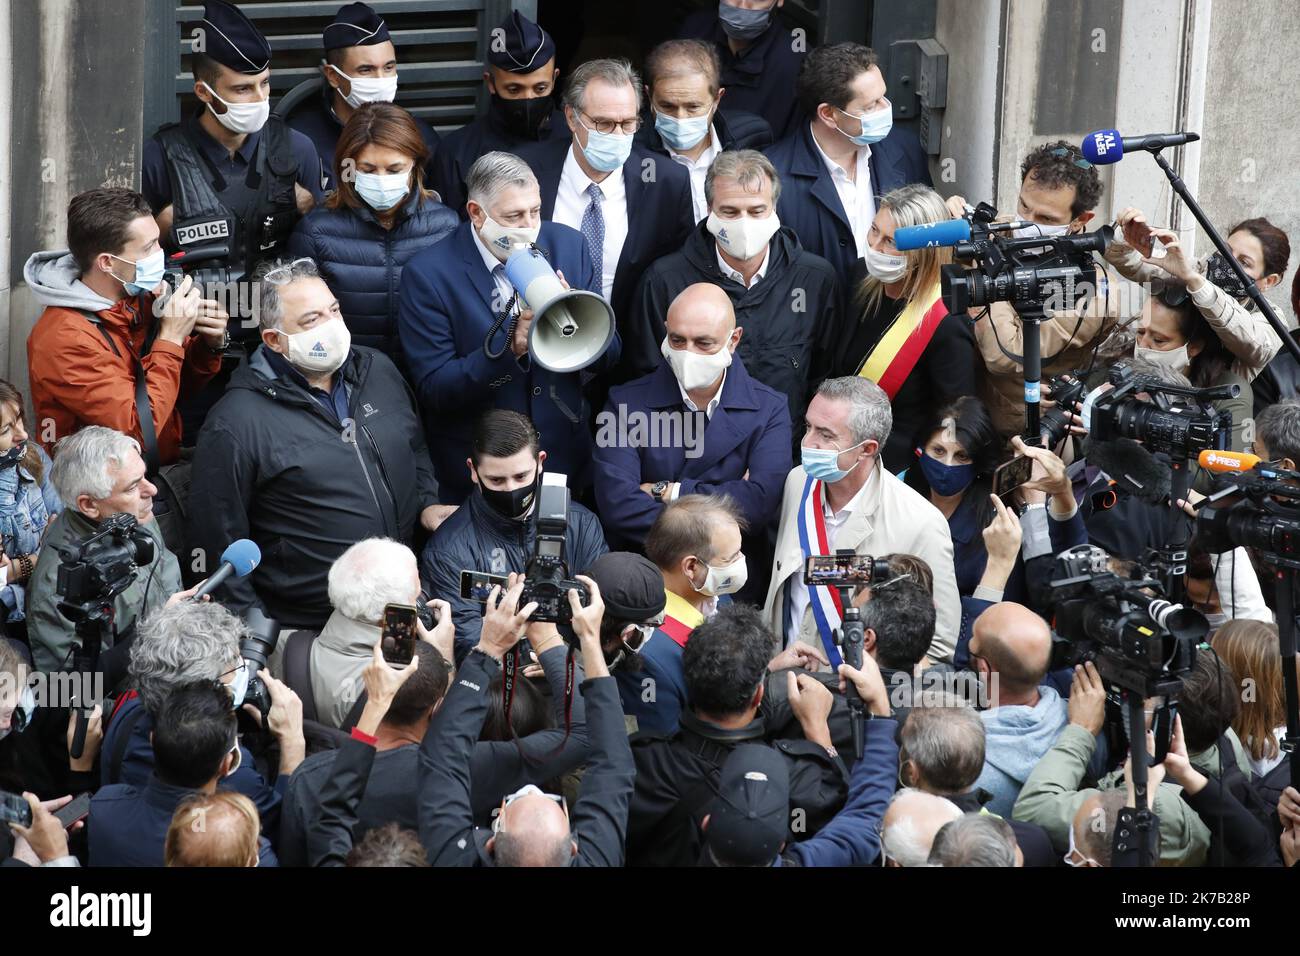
0, 444, 62, 619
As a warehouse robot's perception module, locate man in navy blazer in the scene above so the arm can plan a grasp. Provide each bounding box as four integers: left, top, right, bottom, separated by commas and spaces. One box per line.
397, 151, 620, 504
765, 42, 933, 288
592, 283, 790, 552
514, 58, 694, 382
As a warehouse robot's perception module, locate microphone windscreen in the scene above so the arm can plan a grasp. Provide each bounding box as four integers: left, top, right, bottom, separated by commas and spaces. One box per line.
220, 539, 262, 577
893, 217, 971, 251
1081, 129, 1125, 165
1197, 449, 1261, 473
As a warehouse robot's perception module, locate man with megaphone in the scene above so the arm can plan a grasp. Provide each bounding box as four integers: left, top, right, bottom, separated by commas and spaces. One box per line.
399, 151, 622, 505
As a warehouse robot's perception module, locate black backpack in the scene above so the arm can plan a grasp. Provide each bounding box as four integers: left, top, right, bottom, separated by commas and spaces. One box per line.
279, 629, 367, 754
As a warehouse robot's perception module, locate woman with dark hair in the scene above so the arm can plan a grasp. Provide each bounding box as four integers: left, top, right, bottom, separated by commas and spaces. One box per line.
289, 101, 458, 367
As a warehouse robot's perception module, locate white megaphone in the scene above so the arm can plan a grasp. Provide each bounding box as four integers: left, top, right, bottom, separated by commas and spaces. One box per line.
502, 245, 616, 373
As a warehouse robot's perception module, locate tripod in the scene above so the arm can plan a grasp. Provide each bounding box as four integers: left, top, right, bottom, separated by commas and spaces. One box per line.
66, 613, 111, 761
834, 584, 866, 761
1263, 561, 1300, 789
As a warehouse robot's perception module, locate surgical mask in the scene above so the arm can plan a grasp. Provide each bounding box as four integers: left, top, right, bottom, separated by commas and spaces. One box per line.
661, 336, 733, 391
353, 168, 411, 211
201, 82, 270, 135
480, 470, 539, 521
578, 124, 633, 173
1204, 252, 1250, 300
1134, 343, 1191, 375
718, 2, 771, 40
109, 249, 166, 296
479, 213, 541, 262
707, 211, 781, 262
328, 65, 398, 109
491, 92, 553, 140
655, 110, 712, 152
1064, 825, 1099, 868
691, 554, 748, 597
224, 740, 243, 778
801, 440, 867, 483
837, 103, 893, 146
228, 665, 250, 710
273, 317, 352, 375
918, 451, 975, 497
864, 245, 908, 283
1012, 221, 1071, 240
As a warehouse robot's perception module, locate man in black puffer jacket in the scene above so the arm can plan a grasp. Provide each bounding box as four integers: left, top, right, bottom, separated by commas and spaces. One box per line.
421, 409, 608, 662
625, 150, 841, 435
189, 258, 443, 630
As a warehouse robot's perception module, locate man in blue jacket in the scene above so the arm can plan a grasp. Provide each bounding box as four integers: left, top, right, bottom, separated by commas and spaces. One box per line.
398, 151, 620, 503
765, 42, 932, 288
592, 283, 790, 552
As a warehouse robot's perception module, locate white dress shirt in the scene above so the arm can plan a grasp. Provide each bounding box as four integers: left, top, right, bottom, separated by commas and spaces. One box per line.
666, 369, 726, 501
785, 473, 870, 642
668, 125, 723, 224
552, 144, 628, 303
471, 225, 516, 311
809, 123, 875, 259
715, 242, 771, 289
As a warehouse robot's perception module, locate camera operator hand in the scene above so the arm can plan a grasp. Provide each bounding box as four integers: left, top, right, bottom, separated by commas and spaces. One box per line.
767, 641, 830, 674
511, 269, 570, 358
192, 297, 231, 351
838, 653, 892, 718
1158, 713, 1207, 796
476, 573, 538, 661
787, 671, 835, 751
944, 194, 969, 220
1011, 436, 1073, 510
66, 704, 103, 773
1067, 661, 1107, 736
356, 637, 420, 737
259, 672, 306, 777
569, 574, 608, 679
417, 598, 454, 666
8, 793, 75, 864
156, 274, 203, 347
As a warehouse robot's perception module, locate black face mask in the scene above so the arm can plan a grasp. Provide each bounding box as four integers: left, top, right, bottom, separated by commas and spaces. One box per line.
490, 92, 553, 141
1204, 252, 1250, 300
479, 468, 539, 521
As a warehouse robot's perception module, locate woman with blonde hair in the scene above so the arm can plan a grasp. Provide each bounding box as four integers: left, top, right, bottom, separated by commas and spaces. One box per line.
830, 183, 977, 472
1212, 619, 1295, 777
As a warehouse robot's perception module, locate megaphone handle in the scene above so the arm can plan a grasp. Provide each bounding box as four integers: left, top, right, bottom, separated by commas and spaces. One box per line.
482, 291, 521, 360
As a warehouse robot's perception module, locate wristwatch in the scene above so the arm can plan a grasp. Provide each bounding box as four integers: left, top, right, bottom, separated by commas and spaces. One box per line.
205, 329, 231, 353
651, 480, 671, 502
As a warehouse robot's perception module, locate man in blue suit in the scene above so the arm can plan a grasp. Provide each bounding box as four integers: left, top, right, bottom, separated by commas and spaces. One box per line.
514, 58, 695, 382
592, 283, 790, 553
765, 42, 933, 289
397, 151, 620, 504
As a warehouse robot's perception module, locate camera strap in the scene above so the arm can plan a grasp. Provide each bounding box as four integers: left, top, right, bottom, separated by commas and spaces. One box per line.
76, 304, 161, 477
500, 641, 578, 761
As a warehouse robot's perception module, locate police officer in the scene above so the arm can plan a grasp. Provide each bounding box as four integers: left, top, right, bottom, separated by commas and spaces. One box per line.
141, 0, 326, 436
427, 10, 568, 219
287, 2, 441, 194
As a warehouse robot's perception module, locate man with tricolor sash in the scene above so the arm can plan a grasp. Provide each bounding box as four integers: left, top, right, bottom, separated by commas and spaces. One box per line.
762, 376, 961, 664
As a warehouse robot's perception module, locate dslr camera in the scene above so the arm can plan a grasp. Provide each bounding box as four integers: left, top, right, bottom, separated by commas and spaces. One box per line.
55, 512, 155, 624
237, 607, 279, 726
520, 472, 590, 625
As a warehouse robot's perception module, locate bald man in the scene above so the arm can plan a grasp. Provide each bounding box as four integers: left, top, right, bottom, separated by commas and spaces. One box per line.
165, 791, 261, 867
593, 281, 791, 554
880, 789, 963, 866
968, 602, 1074, 817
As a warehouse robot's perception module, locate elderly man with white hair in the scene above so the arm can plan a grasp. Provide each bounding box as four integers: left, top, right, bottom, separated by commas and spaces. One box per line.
880, 788, 963, 867
397, 149, 620, 503
272, 537, 453, 730
27, 426, 184, 678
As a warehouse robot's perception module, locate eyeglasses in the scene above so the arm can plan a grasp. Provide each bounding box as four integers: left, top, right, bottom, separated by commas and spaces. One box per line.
492, 786, 567, 833
219, 660, 247, 681
260, 257, 315, 285
577, 110, 641, 136
1049, 146, 1093, 170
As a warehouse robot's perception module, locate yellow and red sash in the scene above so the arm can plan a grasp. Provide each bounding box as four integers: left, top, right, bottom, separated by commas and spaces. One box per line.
857, 284, 948, 400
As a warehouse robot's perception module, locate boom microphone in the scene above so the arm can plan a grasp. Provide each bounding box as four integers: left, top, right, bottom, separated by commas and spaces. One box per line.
1081, 129, 1200, 165
893, 218, 970, 251
1198, 449, 1262, 474
190, 539, 261, 602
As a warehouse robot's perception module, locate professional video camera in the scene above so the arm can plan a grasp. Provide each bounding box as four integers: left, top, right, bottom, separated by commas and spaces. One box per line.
1084, 361, 1235, 461
1196, 462, 1300, 564
1048, 544, 1202, 699
55, 512, 155, 624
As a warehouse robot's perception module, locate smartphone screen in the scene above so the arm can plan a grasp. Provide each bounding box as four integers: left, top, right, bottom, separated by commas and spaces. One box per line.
381, 604, 418, 667
53, 792, 92, 829
803, 554, 879, 585
993, 455, 1034, 498
459, 569, 509, 603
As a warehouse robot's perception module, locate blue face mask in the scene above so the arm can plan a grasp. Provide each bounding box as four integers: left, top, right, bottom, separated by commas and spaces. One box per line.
109, 249, 166, 296
837, 103, 893, 146
354, 169, 411, 211
918, 451, 975, 497
578, 122, 634, 173
801, 439, 867, 484
655, 110, 712, 152
718, 2, 771, 40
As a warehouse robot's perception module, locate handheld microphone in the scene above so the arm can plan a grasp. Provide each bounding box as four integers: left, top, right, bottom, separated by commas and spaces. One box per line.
893, 218, 971, 251
1081, 129, 1200, 165
1197, 449, 1262, 474
190, 539, 262, 602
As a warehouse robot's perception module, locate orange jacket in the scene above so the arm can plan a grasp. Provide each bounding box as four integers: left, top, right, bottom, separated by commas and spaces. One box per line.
27, 295, 222, 465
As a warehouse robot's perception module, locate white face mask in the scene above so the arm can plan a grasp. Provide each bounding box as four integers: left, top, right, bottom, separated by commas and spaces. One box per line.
1012, 221, 1071, 240
865, 245, 908, 283
661, 335, 733, 391
274, 316, 352, 375
478, 213, 541, 262
707, 211, 781, 262
1134, 343, 1191, 375
328, 65, 399, 109
201, 82, 270, 135
692, 553, 748, 597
